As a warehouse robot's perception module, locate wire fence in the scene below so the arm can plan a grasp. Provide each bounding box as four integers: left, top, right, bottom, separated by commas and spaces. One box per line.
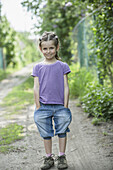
72, 6, 103, 70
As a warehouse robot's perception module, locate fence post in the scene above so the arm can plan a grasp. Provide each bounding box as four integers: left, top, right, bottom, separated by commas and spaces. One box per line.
0, 48, 3, 69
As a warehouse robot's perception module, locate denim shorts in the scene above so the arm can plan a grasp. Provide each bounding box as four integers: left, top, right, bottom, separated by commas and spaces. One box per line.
34, 102, 72, 139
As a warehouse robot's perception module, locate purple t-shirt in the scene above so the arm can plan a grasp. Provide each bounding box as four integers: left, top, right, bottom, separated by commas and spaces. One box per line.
31, 60, 71, 105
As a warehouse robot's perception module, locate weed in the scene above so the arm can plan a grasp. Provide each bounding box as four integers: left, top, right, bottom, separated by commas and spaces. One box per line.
91, 117, 101, 125
103, 132, 108, 136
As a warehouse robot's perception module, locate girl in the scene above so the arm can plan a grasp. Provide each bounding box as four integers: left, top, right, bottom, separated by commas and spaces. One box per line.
31, 31, 72, 170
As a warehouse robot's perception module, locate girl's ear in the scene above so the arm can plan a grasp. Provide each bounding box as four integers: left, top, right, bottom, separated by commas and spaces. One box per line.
39, 46, 42, 52
57, 44, 59, 51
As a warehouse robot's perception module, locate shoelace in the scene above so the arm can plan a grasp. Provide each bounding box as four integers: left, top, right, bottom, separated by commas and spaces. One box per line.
38, 154, 56, 163
38, 154, 66, 163
54, 154, 66, 162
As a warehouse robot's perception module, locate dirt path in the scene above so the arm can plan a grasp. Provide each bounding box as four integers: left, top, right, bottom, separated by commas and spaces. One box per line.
0, 63, 34, 103
0, 65, 113, 170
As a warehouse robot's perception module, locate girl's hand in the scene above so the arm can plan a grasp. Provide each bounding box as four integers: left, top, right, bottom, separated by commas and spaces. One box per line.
36, 105, 40, 110
64, 105, 68, 108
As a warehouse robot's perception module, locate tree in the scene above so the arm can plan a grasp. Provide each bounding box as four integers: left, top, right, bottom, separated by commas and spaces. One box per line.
0, 16, 17, 66
21, 0, 87, 63
0, 15, 39, 68
87, 0, 113, 86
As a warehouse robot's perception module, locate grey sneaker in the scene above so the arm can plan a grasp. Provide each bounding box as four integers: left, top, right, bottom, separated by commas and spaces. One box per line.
40, 156, 54, 170
57, 155, 68, 169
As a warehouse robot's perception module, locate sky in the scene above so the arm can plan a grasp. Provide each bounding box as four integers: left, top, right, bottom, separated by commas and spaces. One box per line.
1, 0, 37, 33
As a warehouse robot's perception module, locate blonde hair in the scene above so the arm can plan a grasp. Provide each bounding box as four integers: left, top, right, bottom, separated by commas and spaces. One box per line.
39, 31, 61, 60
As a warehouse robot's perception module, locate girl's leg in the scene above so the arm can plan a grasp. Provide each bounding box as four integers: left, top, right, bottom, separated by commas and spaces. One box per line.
58, 136, 67, 154
41, 138, 54, 170
44, 138, 52, 155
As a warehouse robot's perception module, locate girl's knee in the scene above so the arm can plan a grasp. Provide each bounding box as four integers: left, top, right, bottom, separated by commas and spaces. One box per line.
58, 133, 66, 138
43, 137, 52, 140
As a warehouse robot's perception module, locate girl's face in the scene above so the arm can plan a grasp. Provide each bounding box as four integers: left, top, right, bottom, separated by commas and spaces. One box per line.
40, 40, 58, 60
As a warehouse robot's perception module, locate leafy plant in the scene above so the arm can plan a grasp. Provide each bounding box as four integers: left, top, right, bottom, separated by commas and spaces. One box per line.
82, 82, 113, 120
68, 64, 96, 99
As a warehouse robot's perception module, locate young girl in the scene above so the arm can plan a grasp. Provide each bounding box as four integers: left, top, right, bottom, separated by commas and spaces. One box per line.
31, 31, 72, 170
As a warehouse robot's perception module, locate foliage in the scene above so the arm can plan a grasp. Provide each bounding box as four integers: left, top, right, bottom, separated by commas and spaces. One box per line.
21, 0, 113, 85
0, 16, 17, 66
0, 15, 40, 69
82, 82, 113, 120
14, 32, 40, 68
87, 0, 113, 86
1, 77, 34, 115
68, 63, 96, 99
21, 0, 87, 64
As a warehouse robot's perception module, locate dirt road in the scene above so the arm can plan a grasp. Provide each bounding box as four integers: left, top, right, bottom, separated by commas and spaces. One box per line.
0, 64, 113, 170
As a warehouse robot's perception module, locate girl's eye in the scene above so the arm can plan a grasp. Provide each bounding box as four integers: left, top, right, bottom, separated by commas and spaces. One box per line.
50, 47, 54, 49
43, 48, 47, 50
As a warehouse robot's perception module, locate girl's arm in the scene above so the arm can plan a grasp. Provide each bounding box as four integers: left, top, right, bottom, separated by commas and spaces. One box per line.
34, 77, 40, 109
64, 74, 69, 108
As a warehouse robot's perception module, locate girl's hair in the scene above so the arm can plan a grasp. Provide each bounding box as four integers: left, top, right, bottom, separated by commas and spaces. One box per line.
39, 31, 61, 60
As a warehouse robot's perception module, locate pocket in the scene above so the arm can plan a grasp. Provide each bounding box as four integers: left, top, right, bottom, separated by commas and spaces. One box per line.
63, 106, 70, 111
34, 106, 41, 113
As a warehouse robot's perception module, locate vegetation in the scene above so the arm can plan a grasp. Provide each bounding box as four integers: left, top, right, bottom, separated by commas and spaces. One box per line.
82, 83, 113, 120
69, 63, 113, 122
21, 0, 88, 64
0, 0, 112, 147
0, 76, 34, 153
0, 69, 10, 81
0, 15, 40, 70
68, 63, 97, 99
0, 16, 17, 67
91, 0, 113, 87
0, 123, 25, 153
1, 77, 34, 115
21, 0, 113, 86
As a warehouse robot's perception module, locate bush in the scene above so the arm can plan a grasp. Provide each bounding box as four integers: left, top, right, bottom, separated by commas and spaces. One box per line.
82, 82, 113, 120
68, 64, 96, 100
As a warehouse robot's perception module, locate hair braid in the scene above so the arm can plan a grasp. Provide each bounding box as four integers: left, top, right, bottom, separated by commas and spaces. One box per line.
39, 31, 61, 60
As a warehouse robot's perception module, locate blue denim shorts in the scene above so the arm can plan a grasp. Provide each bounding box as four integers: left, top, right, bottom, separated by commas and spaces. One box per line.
34, 102, 72, 139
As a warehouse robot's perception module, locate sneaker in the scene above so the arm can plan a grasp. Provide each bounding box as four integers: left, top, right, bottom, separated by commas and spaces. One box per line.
40, 156, 54, 170
57, 155, 68, 169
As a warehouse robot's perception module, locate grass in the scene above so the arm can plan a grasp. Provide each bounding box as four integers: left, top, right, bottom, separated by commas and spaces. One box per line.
1, 76, 34, 115
0, 76, 34, 153
0, 145, 26, 153
0, 69, 11, 81
0, 67, 35, 153
0, 65, 23, 82
0, 123, 25, 153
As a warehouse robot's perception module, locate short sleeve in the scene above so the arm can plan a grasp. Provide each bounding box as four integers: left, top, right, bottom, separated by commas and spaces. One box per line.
63, 63, 71, 75
31, 64, 39, 77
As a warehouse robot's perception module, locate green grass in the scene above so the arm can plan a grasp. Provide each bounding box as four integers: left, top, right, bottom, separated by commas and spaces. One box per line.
0, 70, 35, 153
0, 123, 25, 153
0, 145, 26, 153
1, 76, 34, 115
0, 66, 22, 82
0, 76, 34, 153
0, 69, 11, 81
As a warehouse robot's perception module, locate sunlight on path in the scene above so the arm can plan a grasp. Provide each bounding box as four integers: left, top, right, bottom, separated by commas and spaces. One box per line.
0, 63, 34, 103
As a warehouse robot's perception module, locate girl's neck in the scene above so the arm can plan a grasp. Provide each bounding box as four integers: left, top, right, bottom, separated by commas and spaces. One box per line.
44, 58, 57, 64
